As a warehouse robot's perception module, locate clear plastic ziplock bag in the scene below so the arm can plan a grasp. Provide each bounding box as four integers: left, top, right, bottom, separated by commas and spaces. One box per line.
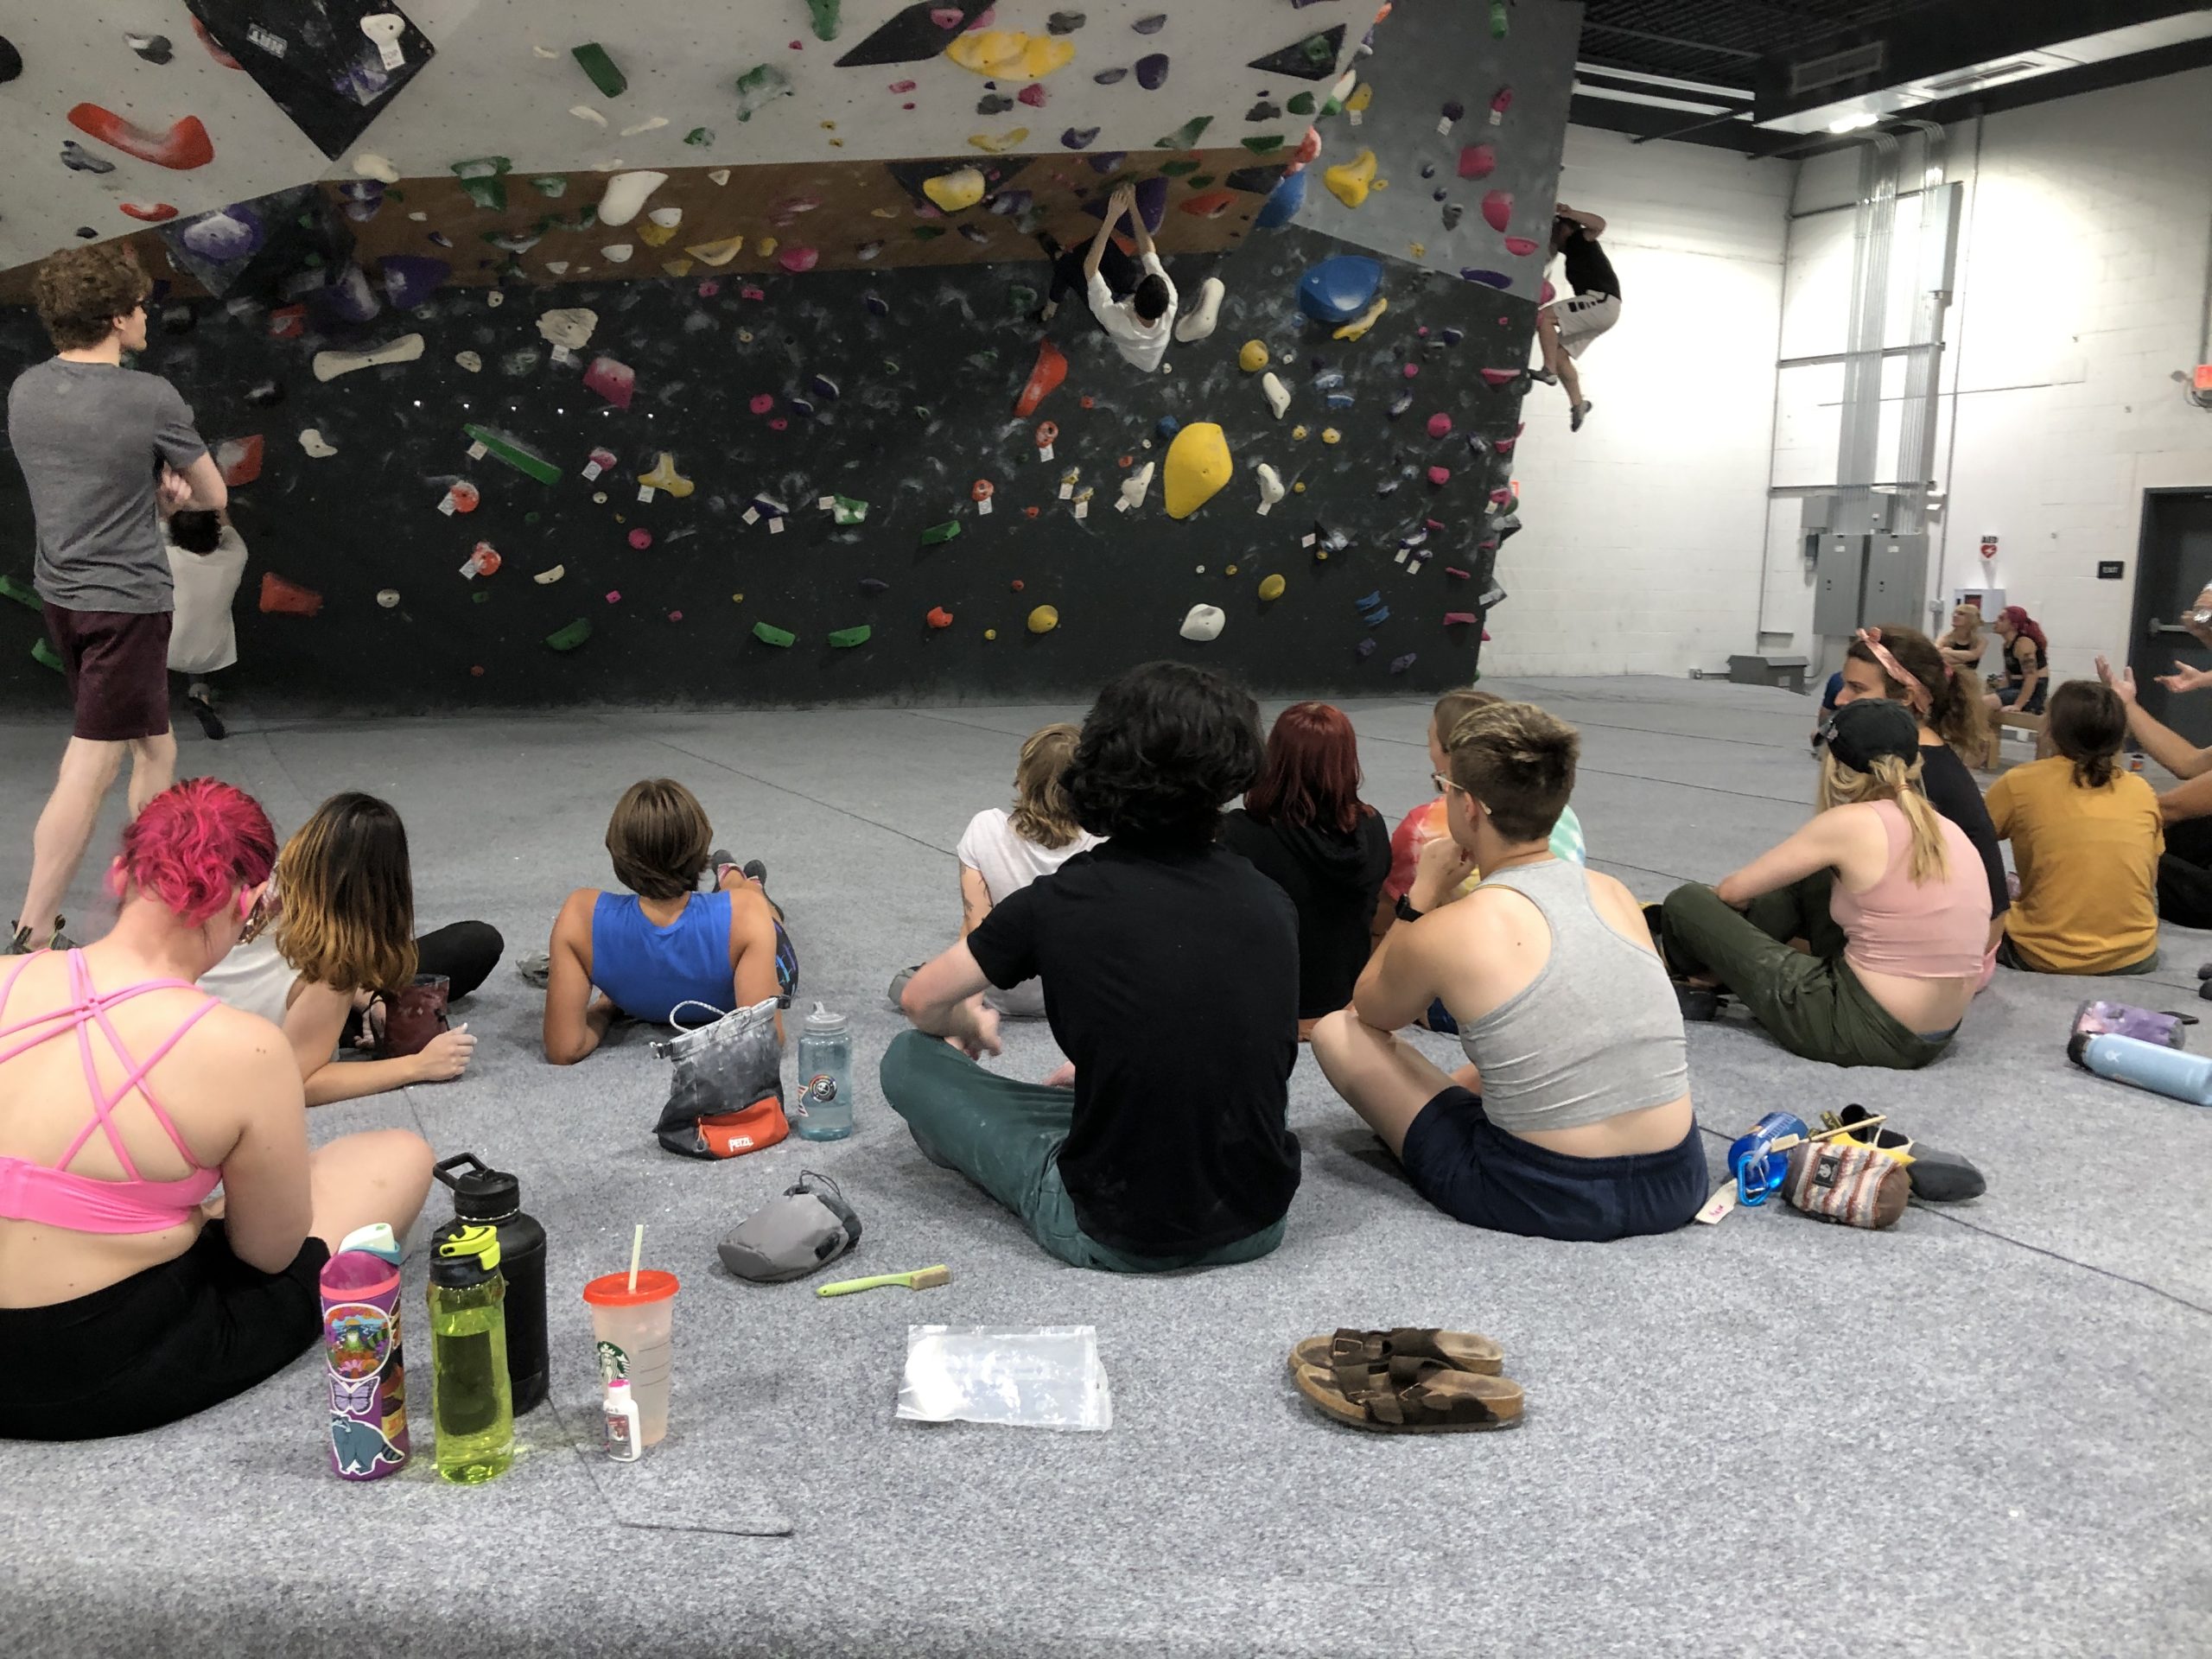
896, 1325, 1113, 1432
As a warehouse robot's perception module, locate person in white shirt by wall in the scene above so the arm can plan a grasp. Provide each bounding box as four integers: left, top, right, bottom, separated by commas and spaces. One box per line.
1034, 183, 1178, 375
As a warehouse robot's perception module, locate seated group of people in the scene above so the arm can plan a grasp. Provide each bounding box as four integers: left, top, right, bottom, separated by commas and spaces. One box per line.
0, 634, 2173, 1444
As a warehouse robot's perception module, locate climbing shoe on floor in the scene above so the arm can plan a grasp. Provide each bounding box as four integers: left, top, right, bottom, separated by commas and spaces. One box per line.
1904, 1146, 1986, 1204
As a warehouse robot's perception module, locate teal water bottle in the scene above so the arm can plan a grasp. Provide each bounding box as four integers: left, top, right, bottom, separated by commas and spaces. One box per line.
795, 1001, 854, 1141
428, 1224, 514, 1484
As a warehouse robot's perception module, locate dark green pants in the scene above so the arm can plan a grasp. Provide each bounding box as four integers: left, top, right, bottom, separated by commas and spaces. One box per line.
878, 1030, 1287, 1274
1660, 878, 1951, 1071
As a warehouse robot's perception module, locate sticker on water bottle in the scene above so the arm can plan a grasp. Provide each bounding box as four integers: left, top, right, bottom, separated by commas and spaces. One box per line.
806, 1073, 839, 1104
595, 1338, 629, 1382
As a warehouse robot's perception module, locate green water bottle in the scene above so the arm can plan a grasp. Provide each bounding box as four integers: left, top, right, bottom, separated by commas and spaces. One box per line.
428, 1224, 514, 1484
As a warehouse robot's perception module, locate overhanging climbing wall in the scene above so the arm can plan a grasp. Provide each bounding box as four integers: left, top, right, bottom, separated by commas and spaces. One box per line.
0, 3, 1576, 713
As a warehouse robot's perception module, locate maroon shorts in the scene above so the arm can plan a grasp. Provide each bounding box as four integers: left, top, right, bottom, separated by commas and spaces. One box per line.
42, 603, 174, 741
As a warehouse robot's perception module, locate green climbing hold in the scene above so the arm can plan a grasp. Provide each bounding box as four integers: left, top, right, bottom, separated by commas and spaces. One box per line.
912, 226, 945, 240
473, 591, 490, 605
753, 621, 798, 648
531, 175, 567, 198
571, 42, 627, 99
1187, 175, 1214, 189
1287, 91, 1316, 115
1241, 136, 1284, 154
806, 0, 842, 42
830, 495, 869, 524
463, 424, 560, 486
31, 637, 64, 673
1490, 0, 1510, 37
0, 572, 39, 612
1008, 283, 1039, 314
684, 127, 715, 147
827, 625, 872, 649
546, 620, 593, 652
451, 156, 512, 212
921, 521, 962, 545
1154, 116, 1213, 150
1303, 31, 1336, 65
525, 512, 541, 525
1160, 159, 1200, 177
734, 63, 793, 121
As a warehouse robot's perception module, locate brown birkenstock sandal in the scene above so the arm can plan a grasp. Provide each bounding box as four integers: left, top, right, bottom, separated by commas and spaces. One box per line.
1292, 1355, 1524, 1433
1287, 1326, 1503, 1377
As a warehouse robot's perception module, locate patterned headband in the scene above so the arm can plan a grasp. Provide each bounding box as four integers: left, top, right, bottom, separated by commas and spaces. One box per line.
1855, 627, 1931, 716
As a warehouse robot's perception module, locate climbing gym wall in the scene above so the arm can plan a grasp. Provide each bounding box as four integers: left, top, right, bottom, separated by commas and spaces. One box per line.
0, 3, 1577, 712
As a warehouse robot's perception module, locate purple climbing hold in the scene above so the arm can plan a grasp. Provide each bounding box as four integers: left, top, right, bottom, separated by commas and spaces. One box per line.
1356, 639, 1377, 659
1088, 150, 1126, 174
1442, 327, 1464, 346
320, 264, 382, 325
1135, 53, 1169, 90
1093, 66, 1128, 85
810, 373, 840, 400
1389, 391, 1414, 419
1441, 99, 1465, 123
1132, 13, 1166, 33
378, 254, 449, 309
179, 207, 265, 263
1047, 10, 1087, 33
1061, 125, 1100, 149
1134, 175, 1168, 230
1460, 269, 1511, 289
859, 577, 889, 594
1421, 162, 1436, 179
1389, 652, 1418, 675
864, 290, 889, 315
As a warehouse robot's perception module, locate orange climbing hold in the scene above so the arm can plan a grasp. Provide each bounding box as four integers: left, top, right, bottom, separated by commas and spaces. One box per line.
1014, 339, 1067, 417
926, 606, 955, 630
214, 435, 263, 488
258, 573, 323, 616
1179, 189, 1238, 219
66, 104, 214, 170
119, 202, 179, 222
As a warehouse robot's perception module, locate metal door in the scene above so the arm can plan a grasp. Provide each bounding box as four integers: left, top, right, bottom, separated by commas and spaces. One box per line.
2127, 489, 2212, 751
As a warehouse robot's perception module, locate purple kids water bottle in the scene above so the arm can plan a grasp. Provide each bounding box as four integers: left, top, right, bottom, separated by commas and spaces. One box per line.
320, 1224, 411, 1479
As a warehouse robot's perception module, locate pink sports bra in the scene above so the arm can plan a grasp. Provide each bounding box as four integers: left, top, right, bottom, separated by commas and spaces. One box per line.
0, 950, 223, 1235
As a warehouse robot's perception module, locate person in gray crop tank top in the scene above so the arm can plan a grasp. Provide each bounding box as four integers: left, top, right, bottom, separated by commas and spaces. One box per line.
1311, 701, 1706, 1243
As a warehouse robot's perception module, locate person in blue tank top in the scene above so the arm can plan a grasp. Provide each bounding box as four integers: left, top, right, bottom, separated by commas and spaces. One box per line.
542, 779, 796, 1065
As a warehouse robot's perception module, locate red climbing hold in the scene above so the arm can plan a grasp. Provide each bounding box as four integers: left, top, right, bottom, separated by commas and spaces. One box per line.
120, 202, 179, 222
1480, 368, 1519, 388
268, 306, 307, 340
584, 356, 636, 409
1179, 189, 1238, 219
258, 573, 323, 616
1010, 578, 1026, 591
1427, 466, 1451, 486
1481, 189, 1512, 232
1014, 338, 1067, 417
1443, 612, 1479, 626
66, 105, 214, 170
214, 435, 263, 487
628, 528, 653, 550
192, 18, 242, 68
1503, 236, 1539, 257
1492, 437, 1516, 456
1457, 143, 1495, 180
926, 605, 955, 629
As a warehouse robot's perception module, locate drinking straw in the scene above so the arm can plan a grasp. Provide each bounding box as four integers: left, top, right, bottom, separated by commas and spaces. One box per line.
627, 1224, 644, 1294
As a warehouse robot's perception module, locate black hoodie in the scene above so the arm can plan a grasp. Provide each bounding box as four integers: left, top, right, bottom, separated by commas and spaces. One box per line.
1222, 807, 1393, 1019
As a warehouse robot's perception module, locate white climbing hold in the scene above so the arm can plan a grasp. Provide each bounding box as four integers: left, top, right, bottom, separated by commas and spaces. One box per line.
1179, 604, 1226, 643
1173, 276, 1224, 345
544, 261, 570, 276
1262, 372, 1291, 420
353, 152, 400, 183
708, 168, 731, 186
619, 117, 669, 137
298, 428, 338, 458
312, 334, 425, 382
600, 243, 634, 264
570, 105, 609, 127
455, 350, 482, 372
377, 588, 401, 607
1117, 461, 1156, 513
486, 291, 504, 308
534, 564, 566, 585
596, 169, 667, 228
537, 307, 598, 351
647, 206, 683, 229
1255, 463, 1285, 515
533, 45, 559, 58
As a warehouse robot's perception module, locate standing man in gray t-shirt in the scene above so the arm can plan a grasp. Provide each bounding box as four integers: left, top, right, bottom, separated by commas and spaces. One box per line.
6, 243, 227, 956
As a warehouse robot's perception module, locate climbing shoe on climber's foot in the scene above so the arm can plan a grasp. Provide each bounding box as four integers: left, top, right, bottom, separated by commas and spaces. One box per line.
1570, 400, 1592, 433
187, 685, 226, 741
3, 925, 30, 957
6, 917, 73, 955
1529, 368, 1557, 385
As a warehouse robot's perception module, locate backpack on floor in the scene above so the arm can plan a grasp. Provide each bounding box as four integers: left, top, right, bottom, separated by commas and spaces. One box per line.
651, 997, 789, 1160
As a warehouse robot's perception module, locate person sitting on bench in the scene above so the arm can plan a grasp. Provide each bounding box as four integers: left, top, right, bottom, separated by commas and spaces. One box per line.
1309, 700, 1704, 1243
1984, 605, 2049, 716
1657, 699, 1988, 1071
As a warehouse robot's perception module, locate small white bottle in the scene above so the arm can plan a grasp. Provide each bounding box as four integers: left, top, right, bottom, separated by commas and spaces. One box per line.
602, 1375, 642, 1461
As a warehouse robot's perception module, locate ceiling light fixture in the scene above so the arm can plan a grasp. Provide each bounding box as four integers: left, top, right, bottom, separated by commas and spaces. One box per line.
1827, 111, 1881, 132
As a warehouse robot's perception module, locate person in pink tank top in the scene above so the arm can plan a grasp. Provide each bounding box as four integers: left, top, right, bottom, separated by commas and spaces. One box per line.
0, 779, 433, 1441
1656, 699, 1990, 1070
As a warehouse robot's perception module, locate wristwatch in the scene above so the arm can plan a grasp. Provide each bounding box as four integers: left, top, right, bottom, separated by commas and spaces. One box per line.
1395, 893, 1425, 923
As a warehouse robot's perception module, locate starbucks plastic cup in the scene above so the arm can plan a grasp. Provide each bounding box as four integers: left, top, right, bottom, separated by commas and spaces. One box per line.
583, 1271, 678, 1446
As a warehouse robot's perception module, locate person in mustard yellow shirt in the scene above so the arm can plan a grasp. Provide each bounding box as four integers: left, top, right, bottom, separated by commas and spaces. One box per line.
1985, 680, 2163, 975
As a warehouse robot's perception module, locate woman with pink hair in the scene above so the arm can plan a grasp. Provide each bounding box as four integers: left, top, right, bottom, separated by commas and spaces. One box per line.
1985, 605, 2050, 716
0, 779, 433, 1440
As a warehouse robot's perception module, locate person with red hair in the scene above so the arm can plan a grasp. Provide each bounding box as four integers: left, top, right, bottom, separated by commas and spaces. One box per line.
0, 779, 434, 1441
1224, 702, 1391, 1032
1984, 605, 2050, 717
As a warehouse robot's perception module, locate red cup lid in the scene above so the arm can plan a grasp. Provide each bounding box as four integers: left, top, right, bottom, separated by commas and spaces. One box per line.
582, 1268, 679, 1306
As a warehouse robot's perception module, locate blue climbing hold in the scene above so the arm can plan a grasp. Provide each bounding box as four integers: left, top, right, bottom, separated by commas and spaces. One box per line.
1255, 167, 1307, 229
1460, 268, 1513, 290
1156, 414, 1182, 439
1298, 255, 1382, 325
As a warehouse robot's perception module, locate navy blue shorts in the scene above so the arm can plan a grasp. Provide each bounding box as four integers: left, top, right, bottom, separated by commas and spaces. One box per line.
1398, 1087, 1710, 1243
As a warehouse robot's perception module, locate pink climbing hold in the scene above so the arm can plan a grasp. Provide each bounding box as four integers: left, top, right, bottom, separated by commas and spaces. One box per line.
628, 528, 652, 550
1481, 190, 1512, 232
770, 417, 790, 431
1445, 567, 1472, 581
929, 6, 962, 25
1018, 82, 1049, 107
1490, 487, 1515, 506
1491, 87, 1513, 116
741, 285, 767, 302
749, 393, 776, 415
1443, 612, 1479, 626
1480, 368, 1519, 388
778, 245, 820, 273
889, 79, 918, 92
1457, 143, 1496, 180
1503, 236, 1539, 257
1402, 364, 1420, 379
607, 591, 622, 604
1427, 467, 1451, 487
1493, 437, 1516, 456
583, 356, 636, 409
1539, 280, 1556, 305
1426, 413, 1452, 440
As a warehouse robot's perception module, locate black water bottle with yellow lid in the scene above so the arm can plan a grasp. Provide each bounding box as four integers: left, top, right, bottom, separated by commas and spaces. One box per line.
428, 1224, 513, 1484
433, 1153, 547, 1414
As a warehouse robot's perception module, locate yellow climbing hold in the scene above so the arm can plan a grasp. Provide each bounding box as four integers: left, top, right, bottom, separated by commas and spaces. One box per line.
732, 592, 745, 603
660, 258, 694, 277
969, 128, 1030, 154
1346, 82, 1374, 116
1321, 428, 1342, 445
922, 166, 987, 213
1258, 573, 1287, 601
871, 206, 899, 219
1332, 296, 1388, 342
1163, 423, 1233, 519
1408, 242, 1426, 257
638, 453, 694, 497
1027, 604, 1060, 635
635, 220, 677, 248
985, 628, 998, 640
1225, 564, 1239, 576
1324, 149, 1377, 209
945, 30, 1075, 79
684, 236, 745, 266
1238, 339, 1268, 372
757, 235, 779, 257
1291, 424, 1310, 441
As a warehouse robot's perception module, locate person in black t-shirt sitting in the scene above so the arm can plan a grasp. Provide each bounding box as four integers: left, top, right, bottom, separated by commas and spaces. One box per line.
1533, 202, 1618, 434
884, 661, 1302, 1273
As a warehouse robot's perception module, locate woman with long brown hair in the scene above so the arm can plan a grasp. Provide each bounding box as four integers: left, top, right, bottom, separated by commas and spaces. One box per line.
200, 793, 497, 1102
1657, 699, 1989, 1070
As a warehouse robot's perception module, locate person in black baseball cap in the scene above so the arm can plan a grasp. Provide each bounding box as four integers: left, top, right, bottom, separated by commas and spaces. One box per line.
1652, 697, 1992, 1070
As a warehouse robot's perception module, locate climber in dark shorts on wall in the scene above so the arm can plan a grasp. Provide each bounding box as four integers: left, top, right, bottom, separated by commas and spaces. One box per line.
1534, 202, 1618, 434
